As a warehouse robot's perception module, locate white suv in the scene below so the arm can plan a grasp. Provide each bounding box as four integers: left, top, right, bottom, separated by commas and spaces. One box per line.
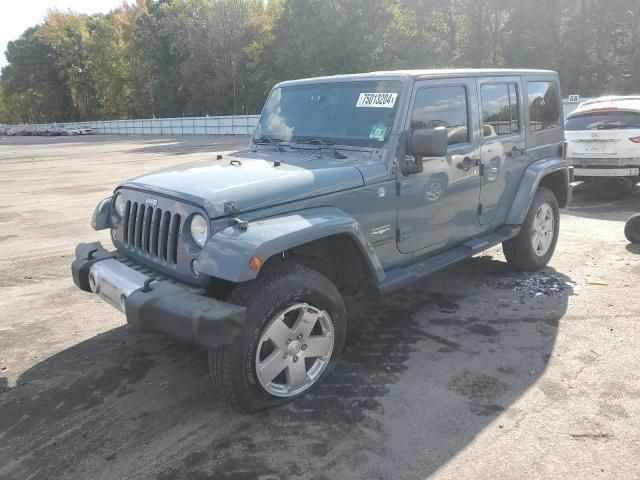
565, 96, 640, 193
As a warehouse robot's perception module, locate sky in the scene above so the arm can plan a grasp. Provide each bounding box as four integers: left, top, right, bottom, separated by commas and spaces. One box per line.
0, 0, 133, 68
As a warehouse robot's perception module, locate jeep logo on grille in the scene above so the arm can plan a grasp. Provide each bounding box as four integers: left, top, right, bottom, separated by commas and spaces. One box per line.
145, 197, 158, 207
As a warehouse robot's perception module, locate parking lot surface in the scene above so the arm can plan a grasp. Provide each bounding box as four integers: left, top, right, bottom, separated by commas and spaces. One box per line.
1, 135, 639, 480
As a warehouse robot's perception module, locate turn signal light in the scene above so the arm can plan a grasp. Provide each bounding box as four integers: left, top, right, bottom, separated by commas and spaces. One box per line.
248, 256, 262, 271
629, 136, 640, 144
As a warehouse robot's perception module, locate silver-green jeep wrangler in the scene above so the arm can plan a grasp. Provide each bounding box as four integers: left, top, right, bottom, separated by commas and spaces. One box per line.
72, 69, 572, 411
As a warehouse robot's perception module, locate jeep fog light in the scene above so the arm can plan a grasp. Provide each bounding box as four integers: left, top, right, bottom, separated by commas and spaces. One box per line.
190, 214, 209, 248
114, 193, 126, 217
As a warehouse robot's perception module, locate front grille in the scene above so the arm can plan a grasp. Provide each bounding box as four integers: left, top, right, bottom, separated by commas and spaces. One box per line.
122, 201, 182, 265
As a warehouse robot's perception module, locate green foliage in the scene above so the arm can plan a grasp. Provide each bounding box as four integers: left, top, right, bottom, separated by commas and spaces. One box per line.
1, 0, 639, 123
1, 26, 73, 123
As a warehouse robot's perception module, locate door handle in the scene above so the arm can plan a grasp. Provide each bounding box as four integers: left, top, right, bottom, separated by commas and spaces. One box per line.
456, 157, 478, 171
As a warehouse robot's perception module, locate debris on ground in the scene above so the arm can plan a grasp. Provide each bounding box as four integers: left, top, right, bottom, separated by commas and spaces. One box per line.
586, 278, 609, 286
486, 271, 576, 297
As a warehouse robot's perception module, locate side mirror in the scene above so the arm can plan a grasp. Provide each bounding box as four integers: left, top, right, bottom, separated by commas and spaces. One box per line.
403, 127, 448, 176
408, 127, 449, 158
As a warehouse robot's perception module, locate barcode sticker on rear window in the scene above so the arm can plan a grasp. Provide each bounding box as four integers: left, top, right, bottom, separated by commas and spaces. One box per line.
356, 93, 398, 108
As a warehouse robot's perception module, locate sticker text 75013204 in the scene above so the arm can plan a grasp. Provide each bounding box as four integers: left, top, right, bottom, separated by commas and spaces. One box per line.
356, 92, 398, 108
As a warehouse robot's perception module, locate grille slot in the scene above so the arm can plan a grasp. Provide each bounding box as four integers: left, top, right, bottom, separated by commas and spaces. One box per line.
123, 202, 182, 266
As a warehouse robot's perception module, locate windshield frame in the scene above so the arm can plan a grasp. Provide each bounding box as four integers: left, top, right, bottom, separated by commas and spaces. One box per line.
252, 79, 407, 149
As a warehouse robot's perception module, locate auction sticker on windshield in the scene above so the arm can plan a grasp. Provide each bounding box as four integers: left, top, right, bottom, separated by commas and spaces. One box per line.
356, 92, 398, 108
370, 125, 387, 141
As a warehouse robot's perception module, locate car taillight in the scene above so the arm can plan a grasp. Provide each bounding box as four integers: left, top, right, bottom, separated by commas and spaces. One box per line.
630, 136, 640, 144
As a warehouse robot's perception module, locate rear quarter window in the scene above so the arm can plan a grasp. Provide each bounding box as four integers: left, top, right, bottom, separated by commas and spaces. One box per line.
565, 111, 640, 131
528, 81, 561, 132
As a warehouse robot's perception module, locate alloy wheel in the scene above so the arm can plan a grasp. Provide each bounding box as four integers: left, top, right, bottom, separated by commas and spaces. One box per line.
255, 303, 335, 397
532, 202, 555, 257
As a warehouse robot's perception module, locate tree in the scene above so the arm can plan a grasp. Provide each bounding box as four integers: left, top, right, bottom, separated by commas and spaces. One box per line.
270, 0, 399, 79
1, 27, 73, 122
2, 0, 640, 123
39, 10, 99, 119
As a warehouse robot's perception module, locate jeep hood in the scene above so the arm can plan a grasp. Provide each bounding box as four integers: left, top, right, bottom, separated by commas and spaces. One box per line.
122, 151, 366, 218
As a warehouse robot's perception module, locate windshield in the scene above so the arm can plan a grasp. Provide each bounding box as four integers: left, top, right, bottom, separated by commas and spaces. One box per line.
565, 110, 640, 131
254, 81, 403, 147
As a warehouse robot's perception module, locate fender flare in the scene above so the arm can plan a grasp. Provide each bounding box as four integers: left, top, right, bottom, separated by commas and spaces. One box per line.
197, 207, 385, 283
506, 157, 570, 225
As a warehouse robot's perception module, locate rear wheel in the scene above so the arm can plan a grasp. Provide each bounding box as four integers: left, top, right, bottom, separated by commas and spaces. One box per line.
625, 214, 640, 244
503, 187, 560, 272
209, 262, 346, 412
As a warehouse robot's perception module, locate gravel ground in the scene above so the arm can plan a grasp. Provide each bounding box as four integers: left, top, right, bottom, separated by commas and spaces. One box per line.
0, 135, 639, 480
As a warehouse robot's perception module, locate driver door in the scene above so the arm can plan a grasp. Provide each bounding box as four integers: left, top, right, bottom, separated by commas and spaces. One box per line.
396, 78, 482, 254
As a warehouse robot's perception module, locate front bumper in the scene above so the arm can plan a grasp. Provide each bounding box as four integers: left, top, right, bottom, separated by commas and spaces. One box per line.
71, 242, 246, 348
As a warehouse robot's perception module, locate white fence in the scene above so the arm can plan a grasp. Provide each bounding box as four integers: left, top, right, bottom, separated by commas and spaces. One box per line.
9, 115, 260, 136
1, 101, 590, 136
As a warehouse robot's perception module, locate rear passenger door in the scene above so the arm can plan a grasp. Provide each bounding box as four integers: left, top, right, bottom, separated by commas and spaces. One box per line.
477, 78, 526, 226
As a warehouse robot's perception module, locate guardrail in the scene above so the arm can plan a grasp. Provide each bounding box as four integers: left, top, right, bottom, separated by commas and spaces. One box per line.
6, 115, 260, 136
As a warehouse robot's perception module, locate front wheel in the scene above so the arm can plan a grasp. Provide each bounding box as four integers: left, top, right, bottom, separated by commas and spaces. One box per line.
625, 214, 640, 243
209, 262, 347, 412
503, 186, 560, 272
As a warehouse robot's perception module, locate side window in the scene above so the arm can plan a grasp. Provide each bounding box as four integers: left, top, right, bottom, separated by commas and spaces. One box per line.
411, 86, 469, 146
528, 81, 561, 131
480, 83, 520, 137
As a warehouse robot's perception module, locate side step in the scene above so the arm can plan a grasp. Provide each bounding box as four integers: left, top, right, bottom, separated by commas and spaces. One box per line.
378, 225, 520, 294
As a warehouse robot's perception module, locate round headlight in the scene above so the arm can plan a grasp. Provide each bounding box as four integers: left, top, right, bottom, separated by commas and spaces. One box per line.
114, 193, 126, 217
190, 214, 209, 248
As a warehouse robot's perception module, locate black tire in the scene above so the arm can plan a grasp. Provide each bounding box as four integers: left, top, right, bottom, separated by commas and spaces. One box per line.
209, 262, 347, 412
625, 214, 640, 244
503, 186, 560, 272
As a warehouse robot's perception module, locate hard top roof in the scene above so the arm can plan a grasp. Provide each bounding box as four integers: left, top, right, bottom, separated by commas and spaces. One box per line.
569, 95, 640, 117
275, 69, 557, 87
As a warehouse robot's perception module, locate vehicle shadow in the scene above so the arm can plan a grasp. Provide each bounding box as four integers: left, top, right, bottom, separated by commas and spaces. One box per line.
0, 256, 572, 480
626, 243, 640, 254
563, 182, 639, 222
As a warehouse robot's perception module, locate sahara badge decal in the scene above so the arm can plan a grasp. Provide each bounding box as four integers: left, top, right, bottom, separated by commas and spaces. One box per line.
371, 224, 393, 236
369, 224, 394, 246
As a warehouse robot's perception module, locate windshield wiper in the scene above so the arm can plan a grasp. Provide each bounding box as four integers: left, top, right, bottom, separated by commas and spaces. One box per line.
295, 138, 347, 159
252, 137, 289, 152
